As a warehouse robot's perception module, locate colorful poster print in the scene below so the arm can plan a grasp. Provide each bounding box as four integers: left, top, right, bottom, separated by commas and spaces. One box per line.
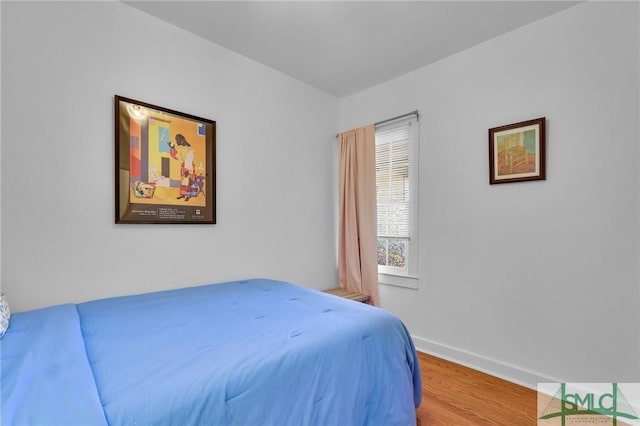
115, 96, 216, 223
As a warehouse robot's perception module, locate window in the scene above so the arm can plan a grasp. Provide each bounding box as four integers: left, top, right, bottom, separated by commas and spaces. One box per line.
375, 116, 418, 287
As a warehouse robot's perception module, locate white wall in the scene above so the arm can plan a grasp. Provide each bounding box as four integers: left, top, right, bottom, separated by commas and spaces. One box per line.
1, 1, 339, 312
340, 2, 639, 386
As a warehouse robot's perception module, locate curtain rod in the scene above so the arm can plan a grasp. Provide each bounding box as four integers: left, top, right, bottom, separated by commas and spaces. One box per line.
336, 109, 419, 138
375, 109, 419, 127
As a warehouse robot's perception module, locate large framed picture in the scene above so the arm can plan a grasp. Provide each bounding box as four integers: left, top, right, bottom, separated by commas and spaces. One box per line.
488, 117, 546, 184
115, 95, 216, 224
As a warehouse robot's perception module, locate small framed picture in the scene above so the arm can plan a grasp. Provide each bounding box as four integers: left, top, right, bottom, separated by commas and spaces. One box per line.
488, 117, 546, 184
115, 95, 216, 224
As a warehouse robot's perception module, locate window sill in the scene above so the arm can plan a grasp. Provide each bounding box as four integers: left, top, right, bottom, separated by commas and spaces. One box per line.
378, 272, 418, 289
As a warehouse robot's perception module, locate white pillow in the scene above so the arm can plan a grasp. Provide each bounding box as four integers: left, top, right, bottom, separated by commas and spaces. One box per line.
0, 292, 10, 338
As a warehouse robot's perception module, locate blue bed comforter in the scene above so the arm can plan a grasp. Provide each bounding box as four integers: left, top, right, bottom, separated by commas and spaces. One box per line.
1, 279, 422, 425
0, 305, 107, 426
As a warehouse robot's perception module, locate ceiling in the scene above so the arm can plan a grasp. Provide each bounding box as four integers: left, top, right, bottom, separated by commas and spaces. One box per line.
125, 1, 579, 97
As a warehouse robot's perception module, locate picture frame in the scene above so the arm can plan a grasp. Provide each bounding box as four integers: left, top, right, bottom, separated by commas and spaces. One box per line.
115, 95, 216, 224
488, 117, 546, 184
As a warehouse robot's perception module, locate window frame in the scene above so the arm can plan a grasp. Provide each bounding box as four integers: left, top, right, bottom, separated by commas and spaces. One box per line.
374, 116, 419, 289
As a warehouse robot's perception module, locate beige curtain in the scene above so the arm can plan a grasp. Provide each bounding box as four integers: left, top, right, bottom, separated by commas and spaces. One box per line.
338, 125, 379, 306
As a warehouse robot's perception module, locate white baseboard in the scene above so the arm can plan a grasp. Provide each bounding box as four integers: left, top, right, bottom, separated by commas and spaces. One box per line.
412, 335, 561, 391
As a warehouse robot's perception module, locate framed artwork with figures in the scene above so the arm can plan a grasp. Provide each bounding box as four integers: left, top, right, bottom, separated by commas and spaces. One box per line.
115, 95, 216, 224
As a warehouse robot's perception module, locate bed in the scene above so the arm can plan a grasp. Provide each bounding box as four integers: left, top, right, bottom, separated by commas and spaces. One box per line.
1, 278, 422, 425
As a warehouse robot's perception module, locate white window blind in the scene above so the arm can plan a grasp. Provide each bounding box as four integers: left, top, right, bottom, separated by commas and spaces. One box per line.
376, 124, 411, 240
375, 115, 418, 284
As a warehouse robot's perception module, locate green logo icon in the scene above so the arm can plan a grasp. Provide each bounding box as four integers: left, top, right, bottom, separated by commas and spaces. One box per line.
539, 383, 639, 425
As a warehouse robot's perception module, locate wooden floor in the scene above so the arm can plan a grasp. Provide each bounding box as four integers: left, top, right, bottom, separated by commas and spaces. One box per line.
416, 352, 537, 425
